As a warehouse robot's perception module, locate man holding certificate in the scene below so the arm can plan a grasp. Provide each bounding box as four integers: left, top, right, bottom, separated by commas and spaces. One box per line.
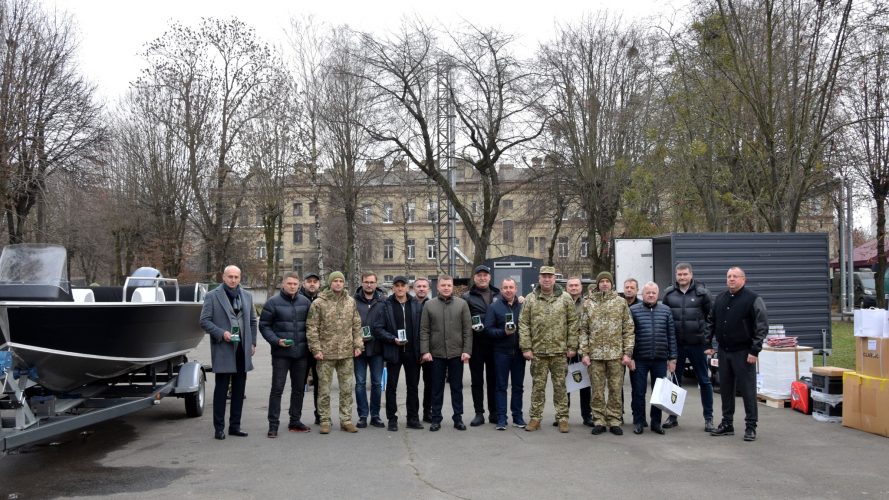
484, 278, 526, 430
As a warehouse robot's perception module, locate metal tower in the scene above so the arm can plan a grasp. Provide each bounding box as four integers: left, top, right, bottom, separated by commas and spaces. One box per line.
434, 61, 457, 277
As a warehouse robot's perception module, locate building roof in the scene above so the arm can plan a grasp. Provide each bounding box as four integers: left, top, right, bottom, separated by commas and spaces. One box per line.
829, 238, 879, 268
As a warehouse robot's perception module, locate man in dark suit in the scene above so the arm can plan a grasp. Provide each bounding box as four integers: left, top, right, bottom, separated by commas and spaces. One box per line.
200, 265, 257, 440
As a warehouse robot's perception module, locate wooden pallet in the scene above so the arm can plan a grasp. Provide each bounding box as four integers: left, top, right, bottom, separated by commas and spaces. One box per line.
757, 395, 792, 409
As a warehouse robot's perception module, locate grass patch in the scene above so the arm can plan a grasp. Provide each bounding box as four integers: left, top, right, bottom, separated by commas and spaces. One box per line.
813, 321, 855, 370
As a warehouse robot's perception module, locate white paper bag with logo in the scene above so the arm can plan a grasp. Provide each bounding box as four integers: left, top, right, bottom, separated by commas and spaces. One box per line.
650, 372, 687, 417
860, 308, 885, 337
565, 362, 591, 393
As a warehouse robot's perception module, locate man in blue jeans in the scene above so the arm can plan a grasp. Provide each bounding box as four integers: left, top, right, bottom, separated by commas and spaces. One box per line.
484, 278, 526, 429
661, 263, 715, 432
628, 282, 677, 435
353, 271, 387, 428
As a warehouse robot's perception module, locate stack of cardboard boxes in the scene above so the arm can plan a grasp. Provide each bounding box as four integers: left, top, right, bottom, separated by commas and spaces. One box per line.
842, 337, 889, 437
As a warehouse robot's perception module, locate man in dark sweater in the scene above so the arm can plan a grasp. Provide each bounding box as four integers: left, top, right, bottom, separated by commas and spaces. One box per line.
462, 265, 499, 427
353, 271, 387, 429
376, 276, 424, 431
708, 267, 768, 442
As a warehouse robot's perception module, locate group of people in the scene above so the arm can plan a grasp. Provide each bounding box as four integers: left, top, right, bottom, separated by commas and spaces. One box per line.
199, 262, 767, 442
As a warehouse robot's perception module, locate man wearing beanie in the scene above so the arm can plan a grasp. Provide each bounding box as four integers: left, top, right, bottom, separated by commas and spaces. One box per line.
579, 271, 635, 436
306, 271, 364, 434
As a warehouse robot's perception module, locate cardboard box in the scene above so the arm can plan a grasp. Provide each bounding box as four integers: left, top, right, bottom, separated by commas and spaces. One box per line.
842, 372, 889, 438
811, 366, 854, 377
856, 337, 889, 379
756, 346, 814, 399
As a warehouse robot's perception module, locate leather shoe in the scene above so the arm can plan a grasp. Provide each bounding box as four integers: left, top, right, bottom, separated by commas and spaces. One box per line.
356, 417, 368, 429
591, 425, 606, 435
215, 430, 225, 440
710, 422, 734, 436
704, 419, 715, 433
407, 420, 424, 430
633, 424, 643, 434
662, 416, 678, 429
470, 413, 485, 427
609, 426, 623, 436
388, 420, 398, 432
228, 428, 248, 437
371, 416, 385, 428
651, 424, 665, 435
583, 417, 594, 427
744, 426, 756, 441
454, 420, 467, 431
430, 422, 441, 432
288, 421, 311, 432
268, 427, 278, 438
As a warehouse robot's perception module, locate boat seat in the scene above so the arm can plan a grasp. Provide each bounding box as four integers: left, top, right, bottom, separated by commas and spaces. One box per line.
71, 289, 95, 302
131, 287, 166, 303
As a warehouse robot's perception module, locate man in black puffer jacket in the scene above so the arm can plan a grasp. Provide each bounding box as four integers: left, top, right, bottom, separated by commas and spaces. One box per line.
462, 265, 500, 427
260, 271, 313, 437
629, 282, 677, 436
661, 263, 714, 431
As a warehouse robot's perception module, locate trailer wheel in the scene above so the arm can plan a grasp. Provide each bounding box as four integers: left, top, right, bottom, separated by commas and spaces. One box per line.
185, 376, 205, 418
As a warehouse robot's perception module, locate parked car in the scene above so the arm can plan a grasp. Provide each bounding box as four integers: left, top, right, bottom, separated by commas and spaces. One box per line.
831, 271, 876, 308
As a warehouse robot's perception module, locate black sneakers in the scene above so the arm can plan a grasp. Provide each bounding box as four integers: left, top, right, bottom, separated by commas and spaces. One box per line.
710, 422, 734, 436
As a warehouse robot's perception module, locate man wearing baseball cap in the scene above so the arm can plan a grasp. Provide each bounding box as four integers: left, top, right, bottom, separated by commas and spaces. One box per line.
462, 265, 499, 427
300, 272, 322, 424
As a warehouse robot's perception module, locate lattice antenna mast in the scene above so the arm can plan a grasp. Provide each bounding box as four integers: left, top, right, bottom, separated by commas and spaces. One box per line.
435, 60, 457, 277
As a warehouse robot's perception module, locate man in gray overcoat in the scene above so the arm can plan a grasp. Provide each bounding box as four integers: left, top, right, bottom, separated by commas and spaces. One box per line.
200, 265, 257, 440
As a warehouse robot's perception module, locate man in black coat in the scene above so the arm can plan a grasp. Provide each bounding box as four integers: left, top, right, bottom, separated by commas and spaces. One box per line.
413, 278, 434, 422
353, 271, 387, 429
462, 265, 499, 426
628, 282, 677, 436
300, 272, 322, 424
376, 276, 424, 431
260, 271, 312, 437
661, 263, 715, 431
708, 267, 768, 442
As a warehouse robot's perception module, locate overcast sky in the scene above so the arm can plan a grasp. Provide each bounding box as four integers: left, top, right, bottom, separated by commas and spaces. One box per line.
53, 0, 675, 101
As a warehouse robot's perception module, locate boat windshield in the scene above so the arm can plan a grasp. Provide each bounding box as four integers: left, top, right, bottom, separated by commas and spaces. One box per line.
0, 244, 70, 293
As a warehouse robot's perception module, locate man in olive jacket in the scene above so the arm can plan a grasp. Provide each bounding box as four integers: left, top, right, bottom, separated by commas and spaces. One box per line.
519, 266, 578, 433
419, 274, 472, 431
259, 271, 312, 437
305, 271, 364, 434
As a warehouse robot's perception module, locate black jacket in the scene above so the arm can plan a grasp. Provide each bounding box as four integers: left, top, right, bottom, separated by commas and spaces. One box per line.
259, 289, 312, 358
662, 280, 713, 348
709, 285, 769, 355
354, 287, 387, 357
462, 284, 500, 346
484, 293, 523, 354
629, 301, 678, 361
299, 286, 319, 303
376, 294, 423, 363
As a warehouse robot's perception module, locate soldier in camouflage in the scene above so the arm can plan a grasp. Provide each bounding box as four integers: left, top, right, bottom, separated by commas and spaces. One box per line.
579, 271, 635, 436
306, 271, 364, 434
519, 266, 579, 433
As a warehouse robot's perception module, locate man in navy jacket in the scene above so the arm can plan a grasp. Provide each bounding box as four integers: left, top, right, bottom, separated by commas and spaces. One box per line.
629, 282, 677, 436
484, 278, 526, 429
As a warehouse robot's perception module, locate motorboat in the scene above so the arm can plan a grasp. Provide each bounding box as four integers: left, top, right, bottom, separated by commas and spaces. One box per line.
0, 244, 207, 392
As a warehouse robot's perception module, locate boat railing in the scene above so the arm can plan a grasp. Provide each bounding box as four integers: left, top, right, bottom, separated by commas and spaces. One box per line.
122, 277, 179, 303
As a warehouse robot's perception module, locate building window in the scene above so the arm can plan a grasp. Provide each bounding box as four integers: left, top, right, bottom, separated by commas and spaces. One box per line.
582, 273, 590, 280
503, 220, 514, 243
293, 203, 303, 216
581, 237, 589, 258
427, 238, 437, 260
810, 199, 823, 216
383, 202, 393, 223
293, 224, 303, 245
256, 242, 266, 260
275, 241, 284, 262
384, 239, 394, 260
561, 202, 569, 220
362, 204, 372, 224
384, 275, 394, 283
406, 202, 416, 223
539, 237, 545, 253
310, 226, 317, 244
256, 208, 263, 226
502, 199, 513, 211
558, 237, 569, 258
427, 274, 436, 281
309, 203, 318, 216
427, 201, 437, 222
528, 237, 535, 253
292, 258, 303, 276
471, 201, 478, 215
238, 209, 249, 227
406, 239, 415, 260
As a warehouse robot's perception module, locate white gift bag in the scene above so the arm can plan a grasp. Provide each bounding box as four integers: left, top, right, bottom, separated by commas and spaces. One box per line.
854, 309, 864, 337
859, 308, 885, 337
650, 372, 687, 417
565, 362, 591, 393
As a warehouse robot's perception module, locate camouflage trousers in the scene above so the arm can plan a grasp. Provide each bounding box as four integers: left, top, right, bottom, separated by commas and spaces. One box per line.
317, 357, 354, 426
589, 359, 625, 427
529, 355, 569, 422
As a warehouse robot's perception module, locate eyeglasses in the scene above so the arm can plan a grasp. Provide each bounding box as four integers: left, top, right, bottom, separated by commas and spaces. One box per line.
362, 281, 377, 285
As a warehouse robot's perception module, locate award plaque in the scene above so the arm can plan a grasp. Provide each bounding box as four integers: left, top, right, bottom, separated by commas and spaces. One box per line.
231, 324, 241, 343
397, 329, 407, 343
362, 326, 372, 339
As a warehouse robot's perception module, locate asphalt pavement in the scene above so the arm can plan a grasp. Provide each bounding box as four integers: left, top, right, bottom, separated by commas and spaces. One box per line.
1, 338, 887, 500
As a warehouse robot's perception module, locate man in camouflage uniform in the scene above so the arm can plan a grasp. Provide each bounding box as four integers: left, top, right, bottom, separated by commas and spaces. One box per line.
306, 271, 364, 434
519, 266, 579, 433
579, 271, 635, 436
